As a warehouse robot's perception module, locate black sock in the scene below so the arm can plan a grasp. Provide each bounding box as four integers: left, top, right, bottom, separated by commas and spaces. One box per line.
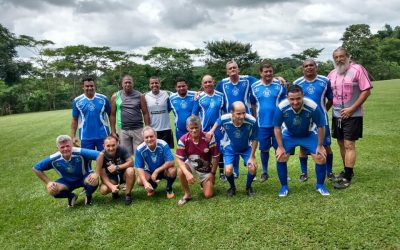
344, 167, 353, 181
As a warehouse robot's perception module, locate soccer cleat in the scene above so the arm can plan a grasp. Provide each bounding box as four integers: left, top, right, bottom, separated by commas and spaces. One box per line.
227, 187, 236, 197
316, 184, 330, 196
334, 178, 351, 189
246, 187, 256, 197
220, 173, 227, 182
85, 195, 93, 205
125, 194, 133, 205
112, 192, 120, 199
233, 173, 239, 179
260, 173, 269, 183
68, 193, 78, 208
334, 171, 354, 182
327, 173, 337, 182
278, 185, 289, 197
299, 173, 309, 182
166, 190, 175, 199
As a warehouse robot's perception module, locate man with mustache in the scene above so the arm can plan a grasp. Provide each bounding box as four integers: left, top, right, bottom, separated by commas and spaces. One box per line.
328, 47, 373, 189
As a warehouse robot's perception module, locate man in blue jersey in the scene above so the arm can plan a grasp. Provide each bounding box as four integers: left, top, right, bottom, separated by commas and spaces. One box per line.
169, 77, 196, 142
33, 135, 100, 207
71, 76, 111, 151
251, 63, 286, 183
216, 60, 258, 178
293, 59, 334, 182
135, 126, 177, 199
206, 101, 258, 197
274, 85, 329, 197
97, 136, 135, 205
192, 75, 226, 181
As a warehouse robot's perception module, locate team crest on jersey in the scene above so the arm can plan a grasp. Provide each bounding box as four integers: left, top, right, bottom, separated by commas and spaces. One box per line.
307, 85, 315, 95
232, 86, 239, 96
283, 112, 289, 118
66, 163, 74, 173
181, 100, 187, 109
151, 152, 157, 163
234, 129, 242, 138
263, 88, 271, 97
88, 102, 96, 111
209, 99, 215, 108
293, 116, 302, 126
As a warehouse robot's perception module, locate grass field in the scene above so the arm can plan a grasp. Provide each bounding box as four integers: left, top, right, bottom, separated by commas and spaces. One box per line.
0, 80, 399, 249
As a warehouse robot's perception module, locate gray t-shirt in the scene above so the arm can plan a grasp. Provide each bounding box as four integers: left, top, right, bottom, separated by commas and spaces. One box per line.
145, 90, 171, 131
116, 90, 143, 130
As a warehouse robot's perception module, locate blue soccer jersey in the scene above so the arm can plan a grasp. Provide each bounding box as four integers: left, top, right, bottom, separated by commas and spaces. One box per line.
273, 97, 325, 137
192, 90, 224, 132
134, 139, 174, 173
169, 91, 196, 133
34, 147, 100, 182
217, 113, 258, 152
293, 75, 333, 125
216, 75, 258, 113
251, 79, 286, 128
72, 93, 111, 140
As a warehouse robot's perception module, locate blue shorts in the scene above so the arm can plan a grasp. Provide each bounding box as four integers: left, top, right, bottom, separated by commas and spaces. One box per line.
55, 173, 90, 191
223, 145, 253, 166
145, 170, 167, 182
82, 139, 104, 151
323, 124, 332, 146
258, 127, 277, 151
175, 128, 187, 143
282, 132, 318, 155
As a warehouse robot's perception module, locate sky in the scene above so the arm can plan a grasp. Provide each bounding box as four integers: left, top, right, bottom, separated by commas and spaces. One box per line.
1, 0, 399, 62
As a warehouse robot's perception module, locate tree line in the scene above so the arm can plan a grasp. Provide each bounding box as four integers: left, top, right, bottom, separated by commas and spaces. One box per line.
1, 23, 399, 115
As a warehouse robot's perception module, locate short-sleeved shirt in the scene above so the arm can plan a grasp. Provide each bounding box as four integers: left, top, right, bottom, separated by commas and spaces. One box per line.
328, 64, 373, 118
134, 139, 174, 173
273, 97, 325, 137
169, 91, 196, 132
216, 75, 258, 114
145, 90, 171, 131
101, 145, 131, 175
34, 147, 100, 182
250, 79, 286, 128
192, 90, 224, 132
216, 113, 258, 152
176, 132, 219, 165
72, 93, 111, 140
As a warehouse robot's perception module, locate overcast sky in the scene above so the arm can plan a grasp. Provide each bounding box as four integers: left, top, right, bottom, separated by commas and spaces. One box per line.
1, 0, 399, 62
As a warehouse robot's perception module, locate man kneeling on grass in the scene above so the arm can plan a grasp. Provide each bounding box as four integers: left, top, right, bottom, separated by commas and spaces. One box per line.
33, 135, 100, 208
176, 115, 219, 206
97, 136, 135, 205
135, 126, 177, 199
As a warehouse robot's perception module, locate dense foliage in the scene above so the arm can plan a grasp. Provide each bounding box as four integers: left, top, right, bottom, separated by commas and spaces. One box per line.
0, 23, 399, 115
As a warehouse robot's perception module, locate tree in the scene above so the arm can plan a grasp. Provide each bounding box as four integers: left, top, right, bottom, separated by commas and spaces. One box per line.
204, 40, 260, 81
291, 48, 324, 61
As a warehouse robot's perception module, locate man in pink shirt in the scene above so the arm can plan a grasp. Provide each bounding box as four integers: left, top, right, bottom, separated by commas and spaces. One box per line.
328, 47, 373, 189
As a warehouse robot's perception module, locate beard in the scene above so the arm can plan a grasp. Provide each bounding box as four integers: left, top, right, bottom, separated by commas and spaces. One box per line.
334, 58, 350, 75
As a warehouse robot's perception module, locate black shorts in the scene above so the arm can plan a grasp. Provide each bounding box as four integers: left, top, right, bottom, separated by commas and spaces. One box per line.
106, 171, 126, 185
157, 129, 174, 149
332, 117, 363, 141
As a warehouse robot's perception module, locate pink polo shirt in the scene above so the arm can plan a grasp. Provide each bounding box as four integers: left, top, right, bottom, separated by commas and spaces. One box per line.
328, 64, 372, 118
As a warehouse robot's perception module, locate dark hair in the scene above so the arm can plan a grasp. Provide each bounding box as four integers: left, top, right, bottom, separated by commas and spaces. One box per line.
175, 77, 187, 84
259, 62, 273, 72
287, 84, 303, 94
81, 76, 95, 84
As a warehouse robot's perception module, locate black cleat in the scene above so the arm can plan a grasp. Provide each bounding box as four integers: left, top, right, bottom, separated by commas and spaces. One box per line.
334, 178, 351, 189
246, 187, 256, 197
85, 195, 92, 206
260, 173, 269, 183
68, 193, 78, 208
125, 194, 133, 205
227, 187, 236, 197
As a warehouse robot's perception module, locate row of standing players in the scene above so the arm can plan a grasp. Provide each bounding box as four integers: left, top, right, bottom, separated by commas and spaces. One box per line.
33, 46, 373, 207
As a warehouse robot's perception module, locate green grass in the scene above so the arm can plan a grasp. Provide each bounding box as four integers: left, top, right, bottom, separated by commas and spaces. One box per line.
0, 80, 399, 249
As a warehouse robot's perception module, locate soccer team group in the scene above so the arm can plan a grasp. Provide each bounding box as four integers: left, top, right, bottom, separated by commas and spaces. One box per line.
33, 47, 373, 207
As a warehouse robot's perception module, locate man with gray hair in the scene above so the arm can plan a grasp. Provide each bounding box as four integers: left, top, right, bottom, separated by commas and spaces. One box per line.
33, 135, 100, 208
176, 115, 219, 206
327, 47, 372, 189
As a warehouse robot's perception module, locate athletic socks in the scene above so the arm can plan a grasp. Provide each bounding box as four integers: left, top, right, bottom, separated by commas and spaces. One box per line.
299, 156, 308, 175
85, 184, 98, 196
277, 162, 288, 186
149, 179, 158, 189
219, 154, 224, 174
260, 151, 270, 175
226, 174, 236, 189
233, 155, 240, 175
246, 172, 256, 189
344, 167, 354, 181
54, 190, 73, 199
165, 176, 176, 192
315, 163, 327, 185
326, 153, 333, 175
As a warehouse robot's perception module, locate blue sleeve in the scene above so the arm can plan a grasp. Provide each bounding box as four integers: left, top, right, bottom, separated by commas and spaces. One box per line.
105, 97, 111, 115
250, 122, 258, 141
34, 157, 53, 171
192, 99, 200, 115
80, 148, 100, 160
250, 88, 256, 105
215, 81, 222, 93
248, 76, 258, 85
279, 86, 287, 102
273, 107, 284, 127
167, 97, 172, 112
163, 144, 174, 162
72, 100, 79, 118
216, 117, 222, 127
313, 107, 325, 128
326, 81, 333, 101
134, 150, 144, 168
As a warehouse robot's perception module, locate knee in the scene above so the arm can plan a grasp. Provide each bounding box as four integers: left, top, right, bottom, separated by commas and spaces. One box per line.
225, 166, 233, 176
100, 184, 109, 195
315, 156, 326, 165
204, 191, 213, 199
125, 167, 134, 177
168, 167, 177, 177
344, 141, 355, 151
248, 166, 257, 175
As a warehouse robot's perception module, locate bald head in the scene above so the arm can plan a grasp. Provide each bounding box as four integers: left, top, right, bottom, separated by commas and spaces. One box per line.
231, 101, 245, 112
